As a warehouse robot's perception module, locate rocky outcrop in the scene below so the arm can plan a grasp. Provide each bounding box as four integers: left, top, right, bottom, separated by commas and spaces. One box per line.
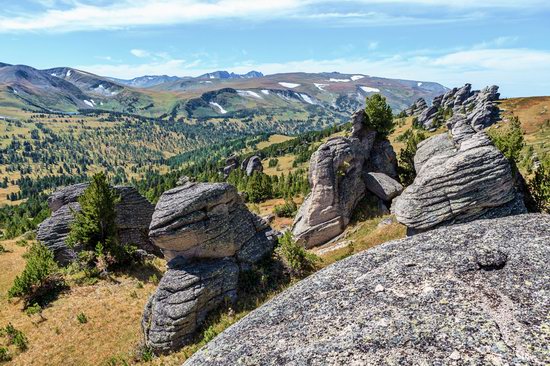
222, 155, 239, 178
185, 214, 550, 366
292, 137, 368, 248
142, 257, 239, 354
143, 180, 278, 354
392, 120, 526, 231
292, 109, 399, 248
148, 181, 276, 264
244, 155, 263, 176
364, 172, 403, 201
409, 84, 500, 131
37, 183, 157, 264
404, 97, 427, 116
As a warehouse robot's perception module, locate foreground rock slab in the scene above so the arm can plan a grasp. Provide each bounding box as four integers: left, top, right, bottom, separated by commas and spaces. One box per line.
185, 214, 550, 366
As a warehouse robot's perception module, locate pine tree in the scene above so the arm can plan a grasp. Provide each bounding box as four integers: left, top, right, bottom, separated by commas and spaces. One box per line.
66, 172, 122, 266
364, 94, 395, 138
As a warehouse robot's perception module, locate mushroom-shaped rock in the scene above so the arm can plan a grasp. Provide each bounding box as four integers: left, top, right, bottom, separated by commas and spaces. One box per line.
364, 172, 403, 201
292, 137, 367, 248
148, 181, 275, 263
142, 257, 239, 354
184, 214, 550, 366
393, 129, 526, 231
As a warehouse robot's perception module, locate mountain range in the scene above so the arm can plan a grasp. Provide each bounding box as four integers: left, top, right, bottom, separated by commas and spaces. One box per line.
0, 62, 447, 119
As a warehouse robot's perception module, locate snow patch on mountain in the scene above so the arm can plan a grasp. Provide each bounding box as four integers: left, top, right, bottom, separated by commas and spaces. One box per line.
417, 82, 423, 86
84, 100, 95, 108
261, 89, 270, 95
300, 93, 315, 105
314, 83, 328, 91
351, 75, 364, 81
209, 102, 227, 114
329, 78, 350, 82
360, 86, 381, 93
279, 82, 300, 88
237, 90, 262, 99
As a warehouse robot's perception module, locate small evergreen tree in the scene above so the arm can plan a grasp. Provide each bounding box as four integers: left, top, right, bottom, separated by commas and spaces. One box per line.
66, 172, 124, 268
364, 94, 395, 138
488, 116, 525, 168
398, 129, 427, 186
529, 162, 550, 213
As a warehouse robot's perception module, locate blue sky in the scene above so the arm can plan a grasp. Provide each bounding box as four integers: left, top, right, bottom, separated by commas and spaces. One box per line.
1, 0, 549, 97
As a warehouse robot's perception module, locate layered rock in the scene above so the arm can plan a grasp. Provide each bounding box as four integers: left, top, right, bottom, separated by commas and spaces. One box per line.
148, 181, 276, 264
364, 172, 403, 201
292, 109, 399, 248
142, 257, 239, 354
37, 183, 156, 264
392, 120, 526, 231
292, 137, 368, 248
222, 155, 239, 178
409, 84, 500, 131
185, 214, 550, 366
143, 181, 278, 353
404, 97, 427, 117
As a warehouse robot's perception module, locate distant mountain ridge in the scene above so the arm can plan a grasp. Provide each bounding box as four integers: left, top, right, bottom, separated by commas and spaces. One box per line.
0, 61, 448, 119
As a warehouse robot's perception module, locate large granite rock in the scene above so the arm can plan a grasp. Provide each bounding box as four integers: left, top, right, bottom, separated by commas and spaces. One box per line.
149, 181, 276, 264
142, 257, 239, 354
292, 137, 367, 248
393, 122, 526, 231
404, 98, 427, 117
37, 183, 156, 264
143, 181, 278, 354
185, 214, 550, 366
366, 139, 398, 179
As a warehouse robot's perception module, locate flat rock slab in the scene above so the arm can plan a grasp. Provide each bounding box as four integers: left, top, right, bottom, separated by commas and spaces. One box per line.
184, 214, 550, 366
364, 172, 403, 201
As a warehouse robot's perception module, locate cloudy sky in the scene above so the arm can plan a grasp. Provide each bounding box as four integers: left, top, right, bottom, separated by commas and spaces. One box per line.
1, 0, 549, 96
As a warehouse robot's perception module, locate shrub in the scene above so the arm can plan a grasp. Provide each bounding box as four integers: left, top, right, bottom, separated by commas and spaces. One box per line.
0, 244, 6, 254
268, 158, 278, 168
398, 128, 427, 186
24, 303, 42, 317
276, 231, 319, 277
8, 242, 64, 307
488, 117, 525, 167
529, 162, 550, 213
2, 323, 28, 351
273, 199, 297, 218
76, 312, 88, 324
364, 94, 395, 138
0, 347, 11, 362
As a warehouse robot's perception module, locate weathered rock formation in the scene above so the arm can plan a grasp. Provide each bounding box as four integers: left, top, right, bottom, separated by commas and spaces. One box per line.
185, 214, 550, 366
364, 172, 403, 201
392, 119, 526, 231
143, 181, 278, 354
292, 109, 400, 248
148, 181, 276, 264
142, 257, 239, 354
222, 155, 239, 178
241, 155, 263, 176
404, 97, 427, 117
37, 183, 157, 264
409, 84, 500, 131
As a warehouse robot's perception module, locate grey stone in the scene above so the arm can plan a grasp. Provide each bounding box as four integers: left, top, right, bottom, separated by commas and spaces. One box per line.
366, 139, 398, 179
143, 257, 239, 354
364, 172, 403, 201
393, 129, 526, 230
245, 156, 263, 176
149, 181, 275, 264
36, 202, 80, 265
413, 133, 455, 174
184, 214, 550, 366
292, 137, 367, 248
47, 182, 88, 212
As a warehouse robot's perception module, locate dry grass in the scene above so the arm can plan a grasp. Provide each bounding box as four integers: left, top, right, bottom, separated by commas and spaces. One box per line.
255, 134, 294, 150
0, 238, 165, 366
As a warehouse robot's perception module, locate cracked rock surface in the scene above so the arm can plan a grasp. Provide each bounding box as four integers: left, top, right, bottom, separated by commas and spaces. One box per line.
185, 214, 550, 366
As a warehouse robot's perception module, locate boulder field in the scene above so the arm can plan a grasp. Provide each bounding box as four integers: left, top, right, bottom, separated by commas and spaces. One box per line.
184, 214, 550, 366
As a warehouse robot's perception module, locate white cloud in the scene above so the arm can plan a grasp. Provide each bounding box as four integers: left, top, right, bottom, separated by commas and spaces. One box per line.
0, 0, 546, 32
368, 41, 379, 50
130, 49, 150, 58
